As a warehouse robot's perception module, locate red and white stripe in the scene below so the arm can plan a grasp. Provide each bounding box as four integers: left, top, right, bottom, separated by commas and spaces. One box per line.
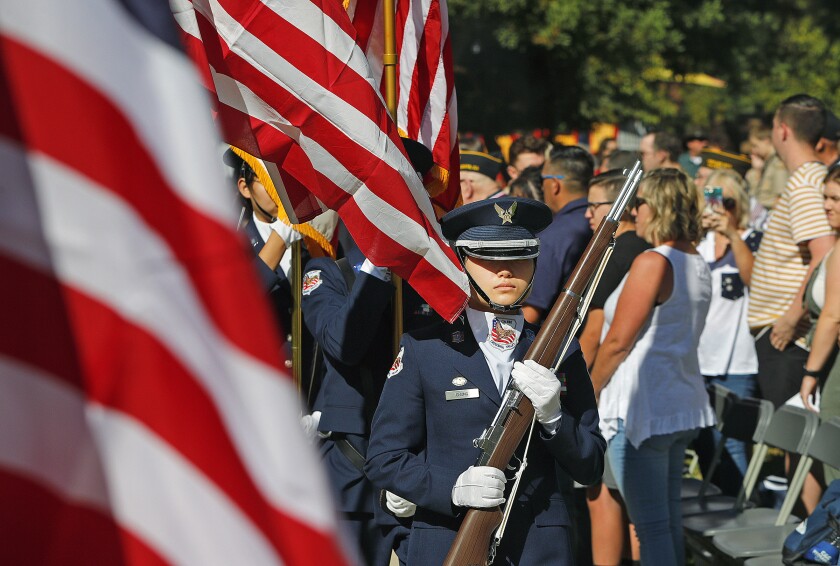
172, 0, 469, 322
0, 0, 352, 563
348, 0, 461, 212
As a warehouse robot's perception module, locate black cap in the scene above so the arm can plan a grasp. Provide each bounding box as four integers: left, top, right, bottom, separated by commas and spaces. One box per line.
822, 110, 840, 141
223, 147, 243, 171
700, 149, 751, 178
684, 130, 709, 143
440, 197, 552, 260
460, 150, 503, 180
401, 137, 435, 175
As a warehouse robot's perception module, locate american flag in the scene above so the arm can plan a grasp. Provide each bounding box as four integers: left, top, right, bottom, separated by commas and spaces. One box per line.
0, 1, 352, 564
347, 0, 461, 213
172, 0, 469, 322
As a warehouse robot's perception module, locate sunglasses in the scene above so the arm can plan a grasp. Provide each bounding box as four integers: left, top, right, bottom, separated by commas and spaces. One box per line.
632, 196, 648, 208
722, 197, 737, 211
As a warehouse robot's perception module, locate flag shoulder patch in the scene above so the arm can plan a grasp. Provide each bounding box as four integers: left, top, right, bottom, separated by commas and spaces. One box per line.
302, 270, 323, 295
387, 347, 404, 378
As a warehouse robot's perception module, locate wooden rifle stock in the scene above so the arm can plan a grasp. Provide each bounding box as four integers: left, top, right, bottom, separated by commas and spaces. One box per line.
443, 163, 641, 566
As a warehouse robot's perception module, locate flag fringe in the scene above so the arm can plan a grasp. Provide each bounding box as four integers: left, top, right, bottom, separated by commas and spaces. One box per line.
424, 163, 449, 198
230, 146, 335, 258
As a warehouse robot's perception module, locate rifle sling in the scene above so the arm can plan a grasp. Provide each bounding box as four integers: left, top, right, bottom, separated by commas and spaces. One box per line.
335, 436, 366, 472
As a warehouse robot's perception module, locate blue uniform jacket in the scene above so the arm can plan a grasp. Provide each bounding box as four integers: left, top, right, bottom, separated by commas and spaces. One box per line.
365, 316, 605, 565
303, 255, 438, 563
527, 198, 592, 313
245, 221, 323, 410
302, 257, 394, 519
246, 221, 286, 291
302, 257, 394, 436
245, 221, 293, 336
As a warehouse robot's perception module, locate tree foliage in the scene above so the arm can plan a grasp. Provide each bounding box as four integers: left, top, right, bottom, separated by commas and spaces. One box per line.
448, 0, 840, 136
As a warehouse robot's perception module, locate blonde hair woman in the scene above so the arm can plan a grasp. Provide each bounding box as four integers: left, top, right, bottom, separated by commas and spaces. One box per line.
695, 169, 762, 494
590, 168, 715, 565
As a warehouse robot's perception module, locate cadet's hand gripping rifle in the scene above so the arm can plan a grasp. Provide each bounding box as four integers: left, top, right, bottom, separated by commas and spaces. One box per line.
443, 162, 643, 566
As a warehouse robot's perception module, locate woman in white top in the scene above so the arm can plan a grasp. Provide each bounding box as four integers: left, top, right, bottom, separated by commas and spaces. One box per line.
591, 168, 715, 565
801, 167, 840, 484
696, 169, 761, 495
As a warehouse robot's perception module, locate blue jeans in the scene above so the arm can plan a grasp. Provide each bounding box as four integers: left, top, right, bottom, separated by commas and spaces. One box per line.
705, 373, 757, 476
608, 419, 700, 566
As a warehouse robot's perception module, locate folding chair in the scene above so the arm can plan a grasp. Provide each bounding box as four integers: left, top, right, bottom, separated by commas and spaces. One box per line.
683, 406, 819, 560
711, 416, 840, 560
743, 556, 783, 565
681, 396, 774, 516
681, 384, 740, 499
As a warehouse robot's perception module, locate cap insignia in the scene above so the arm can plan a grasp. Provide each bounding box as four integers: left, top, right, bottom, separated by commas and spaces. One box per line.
494, 201, 517, 224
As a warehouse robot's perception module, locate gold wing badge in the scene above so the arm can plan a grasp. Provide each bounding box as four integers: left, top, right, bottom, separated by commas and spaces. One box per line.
494, 201, 517, 224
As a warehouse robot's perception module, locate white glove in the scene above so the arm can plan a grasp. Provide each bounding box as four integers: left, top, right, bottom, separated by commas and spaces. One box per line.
360, 258, 392, 282
300, 411, 321, 443
511, 360, 562, 431
451, 466, 507, 508
269, 219, 303, 246
385, 491, 416, 518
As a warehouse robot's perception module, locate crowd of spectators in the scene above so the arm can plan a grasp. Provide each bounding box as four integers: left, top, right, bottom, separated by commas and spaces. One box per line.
455, 92, 840, 565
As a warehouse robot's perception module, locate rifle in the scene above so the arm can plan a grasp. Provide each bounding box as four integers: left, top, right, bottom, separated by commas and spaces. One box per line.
443, 162, 643, 566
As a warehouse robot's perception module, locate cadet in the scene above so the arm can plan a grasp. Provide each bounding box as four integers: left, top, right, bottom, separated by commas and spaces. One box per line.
302, 250, 394, 565
365, 197, 606, 565
224, 148, 310, 369
301, 138, 440, 566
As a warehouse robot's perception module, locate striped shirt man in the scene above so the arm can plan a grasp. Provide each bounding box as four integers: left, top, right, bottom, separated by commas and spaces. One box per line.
748, 160, 832, 339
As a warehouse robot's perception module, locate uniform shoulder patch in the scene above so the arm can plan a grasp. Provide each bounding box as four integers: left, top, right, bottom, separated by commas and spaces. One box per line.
302, 270, 323, 295
387, 347, 405, 378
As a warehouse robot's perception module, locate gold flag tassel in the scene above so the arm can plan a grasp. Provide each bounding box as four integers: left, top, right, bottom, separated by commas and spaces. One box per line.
229, 146, 336, 259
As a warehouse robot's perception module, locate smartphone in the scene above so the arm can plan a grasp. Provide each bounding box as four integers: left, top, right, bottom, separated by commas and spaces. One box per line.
704, 186, 723, 211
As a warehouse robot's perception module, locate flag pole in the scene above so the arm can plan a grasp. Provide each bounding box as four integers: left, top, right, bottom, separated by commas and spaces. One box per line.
383, 0, 397, 114
291, 239, 303, 392
383, 0, 403, 357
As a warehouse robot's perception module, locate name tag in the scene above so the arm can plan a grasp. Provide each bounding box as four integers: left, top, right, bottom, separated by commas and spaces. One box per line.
445, 388, 480, 401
